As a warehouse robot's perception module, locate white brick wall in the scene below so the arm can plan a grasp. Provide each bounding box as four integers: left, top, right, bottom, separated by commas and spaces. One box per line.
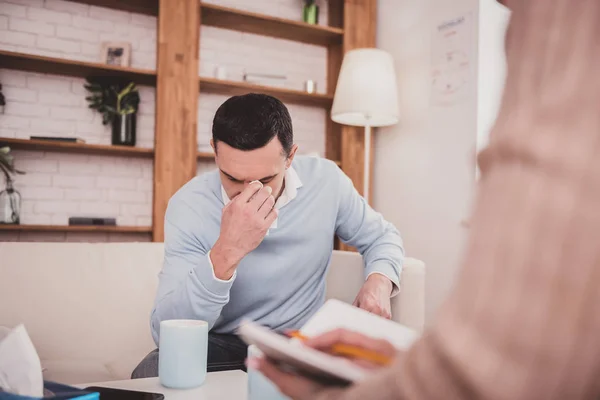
0, 0, 329, 242
0, 0, 157, 68
10, 150, 153, 227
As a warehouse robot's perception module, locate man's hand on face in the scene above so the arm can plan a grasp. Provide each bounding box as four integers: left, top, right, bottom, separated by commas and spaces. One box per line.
353, 274, 393, 319
210, 181, 278, 280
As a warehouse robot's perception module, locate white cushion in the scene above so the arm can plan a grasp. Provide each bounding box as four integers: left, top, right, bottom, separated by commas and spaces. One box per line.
0, 243, 163, 384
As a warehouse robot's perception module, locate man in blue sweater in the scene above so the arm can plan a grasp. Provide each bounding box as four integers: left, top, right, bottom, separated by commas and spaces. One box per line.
132, 93, 404, 377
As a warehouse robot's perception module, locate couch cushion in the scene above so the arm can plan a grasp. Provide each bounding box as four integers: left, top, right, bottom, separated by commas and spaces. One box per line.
0, 242, 165, 383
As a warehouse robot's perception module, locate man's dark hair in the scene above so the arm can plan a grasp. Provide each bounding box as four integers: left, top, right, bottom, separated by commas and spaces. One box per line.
212, 93, 293, 156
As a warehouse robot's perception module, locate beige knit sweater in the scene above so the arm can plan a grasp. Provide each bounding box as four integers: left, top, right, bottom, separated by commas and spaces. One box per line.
321, 1, 600, 399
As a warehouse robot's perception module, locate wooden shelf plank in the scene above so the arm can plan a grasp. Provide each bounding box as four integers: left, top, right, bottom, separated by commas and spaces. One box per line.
198, 151, 215, 160
0, 224, 152, 233
196, 150, 340, 167
0, 138, 154, 158
58, 0, 158, 16
0, 50, 157, 86
201, 3, 343, 46
200, 77, 333, 108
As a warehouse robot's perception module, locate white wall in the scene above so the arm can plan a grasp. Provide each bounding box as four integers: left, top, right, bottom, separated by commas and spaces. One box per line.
476, 0, 510, 166
375, 0, 479, 322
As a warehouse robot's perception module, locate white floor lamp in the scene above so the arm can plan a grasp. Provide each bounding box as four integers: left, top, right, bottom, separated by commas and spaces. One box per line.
331, 48, 400, 204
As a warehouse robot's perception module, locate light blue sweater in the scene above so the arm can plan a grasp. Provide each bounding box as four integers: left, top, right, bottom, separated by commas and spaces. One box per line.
150, 156, 404, 345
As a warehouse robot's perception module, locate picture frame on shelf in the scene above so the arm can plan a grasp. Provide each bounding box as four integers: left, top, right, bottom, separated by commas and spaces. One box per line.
100, 42, 131, 67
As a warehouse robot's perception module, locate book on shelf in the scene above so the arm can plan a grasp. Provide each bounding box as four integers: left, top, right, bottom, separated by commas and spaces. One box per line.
30, 136, 86, 143
69, 217, 116, 226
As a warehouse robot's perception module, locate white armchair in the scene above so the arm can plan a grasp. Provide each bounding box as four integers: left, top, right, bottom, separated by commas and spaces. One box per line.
326, 250, 425, 331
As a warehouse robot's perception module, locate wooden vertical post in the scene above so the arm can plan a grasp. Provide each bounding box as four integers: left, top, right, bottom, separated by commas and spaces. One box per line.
326, 0, 344, 250
153, 0, 200, 242
337, 0, 378, 252
325, 0, 344, 165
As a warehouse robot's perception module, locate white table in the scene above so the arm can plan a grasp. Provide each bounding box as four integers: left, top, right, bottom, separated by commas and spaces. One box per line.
78, 371, 248, 400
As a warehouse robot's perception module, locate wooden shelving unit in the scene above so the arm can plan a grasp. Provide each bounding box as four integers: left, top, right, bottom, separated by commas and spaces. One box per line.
0, 50, 332, 108
201, 3, 343, 46
0, 138, 154, 158
0, 0, 371, 244
200, 77, 333, 108
0, 50, 157, 86
0, 224, 152, 233
65, 1, 343, 47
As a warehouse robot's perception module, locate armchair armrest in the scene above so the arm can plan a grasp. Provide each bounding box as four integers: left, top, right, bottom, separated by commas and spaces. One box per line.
391, 257, 425, 331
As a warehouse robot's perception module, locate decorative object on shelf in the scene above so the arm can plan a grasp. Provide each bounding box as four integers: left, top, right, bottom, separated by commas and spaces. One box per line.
100, 42, 131, 67
85, 78, 140, 146
331, 48, 400, 204
0, 146, 24, 225
69, 217, 116, 226
0, 83, 5, 114
302, 0, 319, 25
215, 66, 228, 80
243, 72, 287, 88
30, 136, 85, 143
304, 79, 317, 93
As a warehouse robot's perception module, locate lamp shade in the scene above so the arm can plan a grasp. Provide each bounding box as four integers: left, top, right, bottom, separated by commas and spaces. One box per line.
331, 48, 399, 127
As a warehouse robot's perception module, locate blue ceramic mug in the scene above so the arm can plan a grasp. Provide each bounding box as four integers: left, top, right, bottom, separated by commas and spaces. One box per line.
158, 320, 208, 389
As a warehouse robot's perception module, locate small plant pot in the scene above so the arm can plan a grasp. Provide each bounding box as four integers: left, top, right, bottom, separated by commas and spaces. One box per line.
112, 113, 137, 146
303, 3, 319, 25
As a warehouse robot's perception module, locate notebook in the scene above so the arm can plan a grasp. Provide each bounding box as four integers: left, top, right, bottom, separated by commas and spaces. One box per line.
237, 299, 420, 386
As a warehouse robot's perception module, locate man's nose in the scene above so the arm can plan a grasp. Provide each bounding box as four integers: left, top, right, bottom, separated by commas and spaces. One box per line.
243, 180, 262, 188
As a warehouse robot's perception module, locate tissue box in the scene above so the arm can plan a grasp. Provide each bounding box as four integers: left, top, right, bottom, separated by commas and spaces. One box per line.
0, 382, 99, 400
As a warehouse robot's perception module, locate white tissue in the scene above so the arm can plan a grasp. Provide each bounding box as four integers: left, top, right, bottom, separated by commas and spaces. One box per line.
0, 325, 44, 397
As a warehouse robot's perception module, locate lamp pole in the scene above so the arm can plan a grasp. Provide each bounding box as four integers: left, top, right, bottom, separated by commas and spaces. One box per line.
363, 119, 372, 205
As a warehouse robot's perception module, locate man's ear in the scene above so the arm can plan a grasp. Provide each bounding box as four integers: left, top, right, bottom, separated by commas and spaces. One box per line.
210, 139, 217, 160
285, 144, 299, 169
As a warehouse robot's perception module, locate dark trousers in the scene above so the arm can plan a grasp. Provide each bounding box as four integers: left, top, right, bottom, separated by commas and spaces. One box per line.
131, 333, 248, 378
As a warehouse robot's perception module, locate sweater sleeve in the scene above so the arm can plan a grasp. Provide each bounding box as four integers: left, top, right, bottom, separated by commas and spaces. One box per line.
318, 1, 600, 399
334, 163, 404, 291
150, 196, 234, 345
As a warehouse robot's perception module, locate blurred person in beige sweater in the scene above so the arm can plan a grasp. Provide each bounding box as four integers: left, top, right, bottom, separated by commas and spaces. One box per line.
249, 0, 600, 398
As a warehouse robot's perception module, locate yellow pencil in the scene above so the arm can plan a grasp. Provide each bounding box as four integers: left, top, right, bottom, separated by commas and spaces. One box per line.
287, 331, 392, 366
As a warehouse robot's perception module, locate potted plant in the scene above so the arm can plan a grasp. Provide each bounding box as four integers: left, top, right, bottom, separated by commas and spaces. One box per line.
85, 78, 140, 146
302, 0, 319, 24
0, 146, 24, 224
